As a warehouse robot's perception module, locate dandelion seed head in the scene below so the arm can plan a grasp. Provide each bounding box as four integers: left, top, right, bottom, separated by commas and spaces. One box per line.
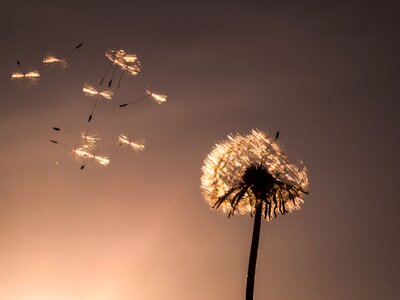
201, 129, 309, 220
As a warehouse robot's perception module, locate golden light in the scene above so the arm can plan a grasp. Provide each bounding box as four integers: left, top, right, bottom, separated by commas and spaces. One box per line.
117, 134, 145, 152
43, 55, 68, 68
145, 89, 167, 104
83, 83, 113, 100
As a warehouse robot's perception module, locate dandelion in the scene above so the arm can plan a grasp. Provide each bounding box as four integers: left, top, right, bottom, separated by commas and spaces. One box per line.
100, 49, 141, 88
201, 129, 309, 300
82, 83, 113, 122
11, 60, 40, 86
117, 134, 145, 152
43, 43, 83, 68
50, 139, 109, 169
119, 88, 167, 107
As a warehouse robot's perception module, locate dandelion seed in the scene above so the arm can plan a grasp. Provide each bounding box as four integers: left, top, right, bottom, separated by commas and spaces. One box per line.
50, 139, 109, 169
83, 83, 113, 122
117, 134, 145, 152
11, 61, 40, 86
119, 88, 167, 107
145, 89, 167, 104
43, 56, 67, 68
43, 43, 83, 68
52, 126, 100, 149
74, 147, 110, 167
83, 83, 113, 99
201, 129, 309, 300
100, 49, 141, 88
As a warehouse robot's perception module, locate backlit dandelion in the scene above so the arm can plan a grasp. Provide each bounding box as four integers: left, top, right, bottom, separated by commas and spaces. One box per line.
43, 43, 83, 69
201, 129, 309, 300
83, 83, 113, 122
11, 60, 40, 86
119, 88, 167, 107
117, 134, 145, 152
50, 139, 109, 169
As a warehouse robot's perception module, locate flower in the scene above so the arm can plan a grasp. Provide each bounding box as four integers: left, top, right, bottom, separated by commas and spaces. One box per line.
201, 129, 309, 220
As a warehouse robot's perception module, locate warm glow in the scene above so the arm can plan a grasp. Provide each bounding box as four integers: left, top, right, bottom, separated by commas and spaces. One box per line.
11, 71, 40, 79
80, 132, 100, 149
43, 55, 68, 68
145, 89, 167, 104
123, 54, 138, 63
83, 83, 113, 100
11, 70, 40, 86
117, 134, 145, 152
11, 71, 25, 79
201, 129, 309, 219
74, 147, 110, 166
105, 49, 141, 76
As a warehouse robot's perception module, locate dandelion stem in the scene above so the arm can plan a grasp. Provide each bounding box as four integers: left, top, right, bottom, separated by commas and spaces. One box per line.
246, 204, 262, 300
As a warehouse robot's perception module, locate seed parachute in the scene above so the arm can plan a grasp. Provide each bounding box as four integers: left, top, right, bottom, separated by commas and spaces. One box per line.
43, 42, 83, 69
100, 49, 141, 88
120, 88, 167, 107
52, 126, 100, 149
83, 83, 114, 122
50, 139, 109, 169
11, 60, 40, 86
117, 134, 145, 152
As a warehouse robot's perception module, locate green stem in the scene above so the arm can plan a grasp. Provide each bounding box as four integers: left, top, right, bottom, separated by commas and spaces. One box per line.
246, 204, 262, 300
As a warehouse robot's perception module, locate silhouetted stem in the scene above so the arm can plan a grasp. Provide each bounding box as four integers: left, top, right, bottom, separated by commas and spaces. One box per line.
246, 204, 262, 300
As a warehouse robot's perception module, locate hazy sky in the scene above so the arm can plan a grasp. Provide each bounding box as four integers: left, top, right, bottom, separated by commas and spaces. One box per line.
1, 1, 399, 299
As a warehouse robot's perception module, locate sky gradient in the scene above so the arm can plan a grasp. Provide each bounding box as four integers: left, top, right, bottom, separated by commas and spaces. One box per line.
1, 1, 399, 299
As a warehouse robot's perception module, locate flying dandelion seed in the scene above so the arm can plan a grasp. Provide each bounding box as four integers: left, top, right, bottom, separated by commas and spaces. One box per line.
43, 43, 83, 68
11, 60, 40, 86
201, 129, 309, 300
100, 49, 141, 88
83, 83, 113, 122
52, 126, 100, 149
119, 88, 167, 107
74, 147, 110, 168
50, 139, 109, 169
50, 139, 89, 168
117, 134, 145, 152
43, 56, 67, 68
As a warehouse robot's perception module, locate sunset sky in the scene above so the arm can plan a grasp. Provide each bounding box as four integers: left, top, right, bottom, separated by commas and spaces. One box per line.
1, 1, 399, 299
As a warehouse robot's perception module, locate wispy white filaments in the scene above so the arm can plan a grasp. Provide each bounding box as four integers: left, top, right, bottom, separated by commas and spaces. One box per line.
82, 83, 113, 122
119, 88, 167, 107
117, 134, 145, 152
43, 43, 83, 68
